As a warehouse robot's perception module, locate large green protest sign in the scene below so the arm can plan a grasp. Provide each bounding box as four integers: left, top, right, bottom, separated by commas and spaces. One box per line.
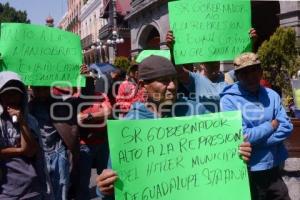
168, 0, 252, 65
107, 111, 251, 200
0, 23, 85, 86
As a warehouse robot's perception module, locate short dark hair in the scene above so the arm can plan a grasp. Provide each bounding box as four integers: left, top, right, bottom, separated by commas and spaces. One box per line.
128, 64, 138, 73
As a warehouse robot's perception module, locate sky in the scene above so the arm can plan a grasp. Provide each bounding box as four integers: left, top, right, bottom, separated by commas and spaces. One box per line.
0, 0, 67, 26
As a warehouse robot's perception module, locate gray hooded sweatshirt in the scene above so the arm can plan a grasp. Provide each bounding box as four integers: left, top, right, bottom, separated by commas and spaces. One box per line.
0, 71, 47, 199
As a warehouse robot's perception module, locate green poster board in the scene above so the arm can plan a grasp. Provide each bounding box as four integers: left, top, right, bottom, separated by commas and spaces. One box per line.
168, 0, 252, 65
136, 50, 171, 63
0, 23, 85, 86
107, 111, 251, 200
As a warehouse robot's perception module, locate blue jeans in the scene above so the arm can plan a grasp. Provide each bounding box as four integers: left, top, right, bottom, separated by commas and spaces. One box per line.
45, 146, 70, 200
77, 142, 109, 200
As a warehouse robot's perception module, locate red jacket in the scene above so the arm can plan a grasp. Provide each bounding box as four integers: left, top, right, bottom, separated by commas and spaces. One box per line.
79, 93, 111, 145
116, 80, 145, 117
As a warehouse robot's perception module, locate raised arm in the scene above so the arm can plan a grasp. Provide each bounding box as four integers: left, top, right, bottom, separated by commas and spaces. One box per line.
166, 30, 190, 85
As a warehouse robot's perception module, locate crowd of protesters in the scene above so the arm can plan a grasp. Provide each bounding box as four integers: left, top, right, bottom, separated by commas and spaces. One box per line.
0, 27, 293, 200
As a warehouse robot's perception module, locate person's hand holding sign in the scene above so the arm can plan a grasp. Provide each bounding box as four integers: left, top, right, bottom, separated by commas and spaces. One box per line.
249, 28, 258, 41
97, 169, 118, 196
80, 64, 90, 76
239, 139, 252, 162
166, 30, 175, 50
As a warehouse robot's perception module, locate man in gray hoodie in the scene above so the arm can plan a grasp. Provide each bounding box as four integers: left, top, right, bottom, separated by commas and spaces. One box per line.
0, 71, 48, 199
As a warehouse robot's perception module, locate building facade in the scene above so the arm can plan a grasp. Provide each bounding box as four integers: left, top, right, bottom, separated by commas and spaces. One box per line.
99, 0, 131, 63
125, 0, 169, 57
65, 0, 83, 35
126, 1, 300, 65
80, 0, 107, 64
279, 1, 300, 47
58, 12, 69, 30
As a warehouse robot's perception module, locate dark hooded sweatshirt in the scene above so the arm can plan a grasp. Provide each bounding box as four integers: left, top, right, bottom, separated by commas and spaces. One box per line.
0, 71, 45, 199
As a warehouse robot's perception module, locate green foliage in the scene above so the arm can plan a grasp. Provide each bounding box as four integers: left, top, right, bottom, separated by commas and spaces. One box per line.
114, 56, 131, 72
258, 27, 299, 97
0, 3, 30, 23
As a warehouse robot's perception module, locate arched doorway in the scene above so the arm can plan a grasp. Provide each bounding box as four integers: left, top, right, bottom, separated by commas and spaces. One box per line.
139, 25, 160, 50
